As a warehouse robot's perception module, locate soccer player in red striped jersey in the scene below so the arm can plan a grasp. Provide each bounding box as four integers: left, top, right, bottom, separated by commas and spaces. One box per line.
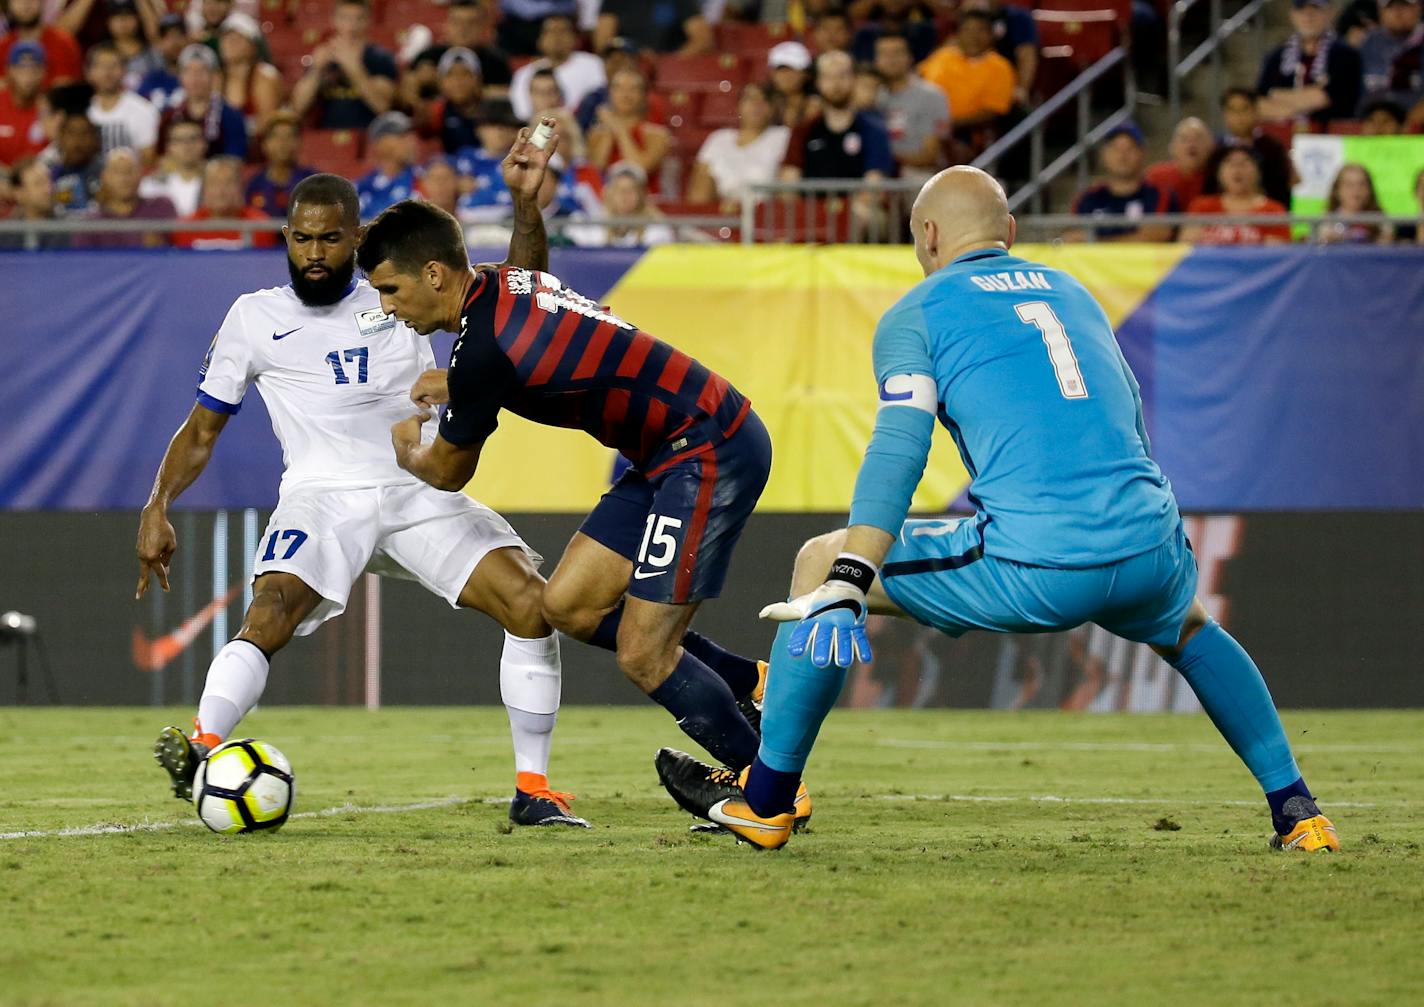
356, 147, 782, 788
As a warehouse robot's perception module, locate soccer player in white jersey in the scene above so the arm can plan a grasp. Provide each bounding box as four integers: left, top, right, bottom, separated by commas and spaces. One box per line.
136, 140, 588, 827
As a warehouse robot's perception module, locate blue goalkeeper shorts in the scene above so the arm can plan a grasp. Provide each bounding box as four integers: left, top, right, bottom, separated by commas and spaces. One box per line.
879, 516, 1198, 648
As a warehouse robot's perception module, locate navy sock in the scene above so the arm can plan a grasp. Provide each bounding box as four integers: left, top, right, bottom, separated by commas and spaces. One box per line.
1265, 777, 1315, 835
681, 630, 760, 699
648, 652, 760, 770
743, 756, 800, 818
588, 605, 623, 652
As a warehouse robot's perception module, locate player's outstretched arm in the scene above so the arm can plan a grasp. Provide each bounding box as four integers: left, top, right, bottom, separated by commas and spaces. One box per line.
501, 117, 559, 273
391, 413, 483, 492
136, 403, 230, 598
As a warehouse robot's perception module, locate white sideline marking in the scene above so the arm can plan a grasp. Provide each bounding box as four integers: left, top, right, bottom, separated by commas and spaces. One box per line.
878, 738, 1414, 754
0, 795, 482, 841
874, 794, 1379, 808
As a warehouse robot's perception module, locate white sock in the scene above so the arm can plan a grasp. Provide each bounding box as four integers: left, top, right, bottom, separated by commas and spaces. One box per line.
195, 640, 270, 742
499, 631, 561, 779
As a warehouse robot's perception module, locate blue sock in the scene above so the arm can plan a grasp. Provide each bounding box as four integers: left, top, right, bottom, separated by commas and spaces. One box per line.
1168, 621, 1304, 799
648, 651, 760, 770
682, 630, 760, 699
587, 606, 760, 699
744, 620, 850, 816
1264, 778, 1315, 835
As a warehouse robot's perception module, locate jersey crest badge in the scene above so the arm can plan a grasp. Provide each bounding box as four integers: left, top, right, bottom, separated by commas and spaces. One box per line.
354, 307, 396, 337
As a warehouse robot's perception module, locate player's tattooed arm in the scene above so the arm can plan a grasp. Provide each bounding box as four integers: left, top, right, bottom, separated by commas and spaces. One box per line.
391, 413, 483, 492
136, 403, 231, 598
501, 118, 558, 273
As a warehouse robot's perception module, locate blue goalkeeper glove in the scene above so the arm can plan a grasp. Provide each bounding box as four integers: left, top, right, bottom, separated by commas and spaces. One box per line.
759, 555, 875, 669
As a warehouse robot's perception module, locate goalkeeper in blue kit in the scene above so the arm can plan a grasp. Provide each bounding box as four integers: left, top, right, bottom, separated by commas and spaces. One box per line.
656, 167, 1339, 853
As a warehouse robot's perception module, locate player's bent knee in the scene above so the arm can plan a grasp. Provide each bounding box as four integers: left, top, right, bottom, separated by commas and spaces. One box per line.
502, 582, 551, 639
540, 586, 603, 641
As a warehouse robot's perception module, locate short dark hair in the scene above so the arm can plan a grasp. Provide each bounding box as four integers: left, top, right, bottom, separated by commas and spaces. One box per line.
1221, 86, 1256, 107
289, 173, 361, 225
875, 30, 910, 47
86, 40, 119, 66
357, 199, 468, 276
541, 13, 575, 30
960, 10, 994, 28
1360, 97, 1406, 124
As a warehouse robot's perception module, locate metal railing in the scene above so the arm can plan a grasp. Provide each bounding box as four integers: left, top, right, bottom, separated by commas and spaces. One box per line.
1167, 0, 1271, 127
739, 178, 923, 245
972, 47, 1136, 215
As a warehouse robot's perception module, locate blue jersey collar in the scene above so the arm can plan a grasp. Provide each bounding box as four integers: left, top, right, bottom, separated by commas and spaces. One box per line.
952, 248, 1010, 265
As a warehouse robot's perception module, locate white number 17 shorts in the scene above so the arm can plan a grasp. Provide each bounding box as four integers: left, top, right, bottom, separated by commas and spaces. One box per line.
251, 479, 539, 637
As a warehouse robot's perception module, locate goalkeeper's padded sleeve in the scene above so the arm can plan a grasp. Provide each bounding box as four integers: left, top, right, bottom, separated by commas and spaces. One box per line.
848, 397, 936, 536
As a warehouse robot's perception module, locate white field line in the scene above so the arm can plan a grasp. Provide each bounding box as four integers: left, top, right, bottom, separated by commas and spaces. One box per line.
877, 738, 1414, 754
874, 794, 1379, 808
0, 795, 499, 841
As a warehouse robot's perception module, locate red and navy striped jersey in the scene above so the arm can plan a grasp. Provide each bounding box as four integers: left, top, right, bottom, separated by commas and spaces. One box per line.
440, 267, 750, 472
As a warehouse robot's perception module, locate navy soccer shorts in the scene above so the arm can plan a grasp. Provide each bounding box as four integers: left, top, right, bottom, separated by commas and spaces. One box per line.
579, 410, 772, 605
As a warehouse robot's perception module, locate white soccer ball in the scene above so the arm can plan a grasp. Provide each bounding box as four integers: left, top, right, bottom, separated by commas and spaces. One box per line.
193, 739, 296, 835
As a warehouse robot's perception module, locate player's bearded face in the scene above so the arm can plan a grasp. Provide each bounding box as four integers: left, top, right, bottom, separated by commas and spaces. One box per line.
285, 202, 359, 306
288, 250, 356, 306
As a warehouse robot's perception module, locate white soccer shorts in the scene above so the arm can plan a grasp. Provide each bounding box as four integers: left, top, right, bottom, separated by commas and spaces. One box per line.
251, 480, 539, 636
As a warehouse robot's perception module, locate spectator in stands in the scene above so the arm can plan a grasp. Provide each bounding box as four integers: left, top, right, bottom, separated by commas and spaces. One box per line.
873, 30, 949, 187
245, 112, 314, 217
811, 8, 853, 54
571, 160, 674, 246
1144, 117, 1213, 213
164, 44, 247, 158
587, 67, 670, 192
0, 41, 48, 167
1319, 162, 1393, 242
918, 11, 1016, 139
781, 49, 895, 186
356, 110, 418, 218
1257, 0, 1363, 126
497, 0, 579, 57
87, 41, 160, 159
0, 0, 83, 86
1067, 123, 1175, 242
425, 47, 484, 154
1360, 96, 1407, 131
174, 153, 278, 248
1219, 87, 1294, 207
528, 66, 587, 159
850, 1, 940, 64
687, 81, 789, 208
510, 14, 605, 121
453, 99, 570, 221
138, 116, 205, 214
71, 145, 175, 247
291, 0, 396, 130
595, 0, 714, 55
961, 0, 1039, 109
852, 62, 881, 113
441, 0, 512, 92
416, 155, 460, 217
1337, 0, 1380, 46
218, 12, 281, 136
104, 0, 152, 87
133, 13, 185, 109
1359, 0, 1420, 101
1182, 145, 1291, 245
187, 0, 272, 63
1, 154, 64, 246
576, 36, 668, 133
768, 40, 816, 127
46, 110, 101, 212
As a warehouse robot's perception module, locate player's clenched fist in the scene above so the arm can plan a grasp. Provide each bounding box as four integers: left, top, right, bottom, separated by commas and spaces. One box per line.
409, 368, 449, 408
135, 506, 177, 599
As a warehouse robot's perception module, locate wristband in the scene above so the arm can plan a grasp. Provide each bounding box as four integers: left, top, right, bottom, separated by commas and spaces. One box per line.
826, 553, 876, 595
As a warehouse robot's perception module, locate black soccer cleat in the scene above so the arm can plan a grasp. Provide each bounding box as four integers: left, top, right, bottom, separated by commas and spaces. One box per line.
655, 747, 744, 822
509, 787, 591, 828
153, 726, 210, 802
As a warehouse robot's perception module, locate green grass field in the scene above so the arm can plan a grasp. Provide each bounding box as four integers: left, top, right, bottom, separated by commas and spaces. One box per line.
2, 707, 1421, 1006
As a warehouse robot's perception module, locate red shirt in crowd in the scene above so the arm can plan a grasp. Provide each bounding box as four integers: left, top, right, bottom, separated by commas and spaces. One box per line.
1144, 162, 1206, 213
1186, 194, 1291, 245
0, 27, 84, 86
173, 207, 280, 249
0, 87, 46, 166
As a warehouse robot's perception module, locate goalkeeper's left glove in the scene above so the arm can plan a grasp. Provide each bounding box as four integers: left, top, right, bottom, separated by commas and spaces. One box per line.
759, 554, 876, 669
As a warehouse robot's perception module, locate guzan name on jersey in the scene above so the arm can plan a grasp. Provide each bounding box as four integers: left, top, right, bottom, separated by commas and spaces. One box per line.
197, 279, 437, 490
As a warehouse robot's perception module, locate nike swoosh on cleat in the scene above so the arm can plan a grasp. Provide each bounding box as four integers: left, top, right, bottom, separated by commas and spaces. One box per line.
708, 799, 786, 834
272, 327, 302, 340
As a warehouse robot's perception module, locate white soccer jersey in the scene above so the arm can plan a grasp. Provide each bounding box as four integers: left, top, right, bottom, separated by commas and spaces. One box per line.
198, 279, 437, 492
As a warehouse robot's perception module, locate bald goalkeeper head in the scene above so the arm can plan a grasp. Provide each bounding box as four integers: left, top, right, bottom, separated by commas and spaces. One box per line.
909, 166, 1017, 277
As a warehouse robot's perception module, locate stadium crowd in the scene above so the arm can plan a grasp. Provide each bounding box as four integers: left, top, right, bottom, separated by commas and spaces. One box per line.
0, 0, 1421, 247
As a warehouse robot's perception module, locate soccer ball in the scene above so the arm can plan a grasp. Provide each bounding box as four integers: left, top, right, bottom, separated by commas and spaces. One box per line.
193, 739, 295, 835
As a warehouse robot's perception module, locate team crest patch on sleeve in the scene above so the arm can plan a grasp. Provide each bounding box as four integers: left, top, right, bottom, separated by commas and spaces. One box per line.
354, 307, 397, 336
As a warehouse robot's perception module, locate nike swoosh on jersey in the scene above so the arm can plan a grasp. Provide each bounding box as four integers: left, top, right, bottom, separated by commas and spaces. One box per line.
632, 568, 668, 580
272, 327, 303, 340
